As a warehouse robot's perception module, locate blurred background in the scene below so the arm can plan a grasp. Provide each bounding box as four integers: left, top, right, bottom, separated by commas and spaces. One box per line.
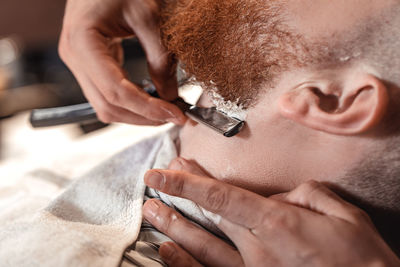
0, 0, 83, 118
0, 0, 155, 119
0, 0, 162, 170
0, 0, 202, 220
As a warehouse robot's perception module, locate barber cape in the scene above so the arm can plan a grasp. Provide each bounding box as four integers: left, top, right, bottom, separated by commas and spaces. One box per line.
0, 127, 221, 267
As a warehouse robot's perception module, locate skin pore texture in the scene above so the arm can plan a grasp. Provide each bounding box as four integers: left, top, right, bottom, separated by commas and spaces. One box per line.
161, 0, 400, 253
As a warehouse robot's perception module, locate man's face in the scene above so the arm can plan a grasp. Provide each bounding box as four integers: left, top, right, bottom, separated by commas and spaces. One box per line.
162, 0, 394, 107
175, 0, 393, 195
179, 69, 366, 196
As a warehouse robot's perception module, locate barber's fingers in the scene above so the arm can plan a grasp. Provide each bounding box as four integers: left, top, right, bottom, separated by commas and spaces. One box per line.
168, 158, 211, 177
59, 29, 186, 125
159, 242, 203, 267
123, 0, 179, 101
146, 48, 178, 101
68, 60, 162, 125
144, 169, 289, 230
84, 82, 163, 125
143, 199, 244, 267
274, 180, 373, 226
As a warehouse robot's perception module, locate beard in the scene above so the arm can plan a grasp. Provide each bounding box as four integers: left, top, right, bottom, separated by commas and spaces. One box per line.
160, 0, 309, 108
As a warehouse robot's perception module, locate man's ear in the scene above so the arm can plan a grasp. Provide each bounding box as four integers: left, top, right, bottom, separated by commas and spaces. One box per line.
278, 73, 389, 135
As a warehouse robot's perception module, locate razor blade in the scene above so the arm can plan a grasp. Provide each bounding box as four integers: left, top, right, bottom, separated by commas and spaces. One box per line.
29, 82, 245, 137
171, 98, 244, 137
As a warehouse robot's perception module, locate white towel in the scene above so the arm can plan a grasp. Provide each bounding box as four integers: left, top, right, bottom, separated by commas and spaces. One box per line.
0, 127, 220, 267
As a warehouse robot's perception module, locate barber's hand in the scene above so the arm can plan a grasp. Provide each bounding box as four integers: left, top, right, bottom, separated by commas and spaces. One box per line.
143, 158, 400, 267
59, 0, 186, 125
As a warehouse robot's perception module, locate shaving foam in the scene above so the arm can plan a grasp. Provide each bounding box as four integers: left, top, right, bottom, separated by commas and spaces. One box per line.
209, 90, 248, 121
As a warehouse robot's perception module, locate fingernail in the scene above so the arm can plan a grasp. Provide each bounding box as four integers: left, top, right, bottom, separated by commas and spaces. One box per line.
144, 200, 160, 219
160, 243, 175, 259
145, 171, 165, 190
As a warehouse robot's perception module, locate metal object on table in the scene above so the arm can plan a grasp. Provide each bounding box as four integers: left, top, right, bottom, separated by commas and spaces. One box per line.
30, 102, 97, 127
29, 80, 245, 138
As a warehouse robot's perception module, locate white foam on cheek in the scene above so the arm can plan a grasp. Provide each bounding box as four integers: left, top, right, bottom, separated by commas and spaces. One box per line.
209, 90, 248, 121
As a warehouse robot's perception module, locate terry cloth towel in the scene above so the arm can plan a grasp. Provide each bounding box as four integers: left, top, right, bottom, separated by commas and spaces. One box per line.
0, 127, 220, 267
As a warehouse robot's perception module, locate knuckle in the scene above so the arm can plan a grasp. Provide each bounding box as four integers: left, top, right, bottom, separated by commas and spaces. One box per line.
58, 27, 90, 65
102, 88, 121, 106
58, 28, 77, 58
58, 32, 72, 62
348, 207, 371, 223
175, 176, 185, 196
264, 209, 294, 230
268, 213, 285, 229
165, 170, 187, 196
58, 41, 67, 62
96, 109, 114, 123
299, 180, 321, 194
205, 185, 229, 212
289, 180, 325, 202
